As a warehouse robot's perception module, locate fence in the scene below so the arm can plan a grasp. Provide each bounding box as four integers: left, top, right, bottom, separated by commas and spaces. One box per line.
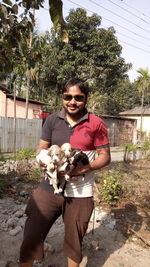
0, 117, 42, 153
0, 116, 137, 153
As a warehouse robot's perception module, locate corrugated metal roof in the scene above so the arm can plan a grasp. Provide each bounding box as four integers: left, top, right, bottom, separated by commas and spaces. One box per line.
0, 84, 11, 93
101, 114, 136, 120
7, 94, 49, 106
0, 84, 49, 106
119, 106, 150, 115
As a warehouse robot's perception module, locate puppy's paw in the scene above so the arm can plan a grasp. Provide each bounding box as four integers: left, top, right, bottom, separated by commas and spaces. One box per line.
64, 174, 70, 181
54, 188, 61, 194
58, 188, 63, 193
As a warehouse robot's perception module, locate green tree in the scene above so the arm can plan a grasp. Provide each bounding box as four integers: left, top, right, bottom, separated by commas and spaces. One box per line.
136, 68, 150, 131
87, 80, 138, 116
110, 78, 140, 115
36, 8, 131, 105
87, 92, 109, 115
66, 9, 131, 93
0, 0, 67, 78
1, 6, 133, 114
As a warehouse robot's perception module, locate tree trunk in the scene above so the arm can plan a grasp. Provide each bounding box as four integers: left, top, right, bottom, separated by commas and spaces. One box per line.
13, 81, 16, 155
25, 75, 30, 119
25, 8, 35, 119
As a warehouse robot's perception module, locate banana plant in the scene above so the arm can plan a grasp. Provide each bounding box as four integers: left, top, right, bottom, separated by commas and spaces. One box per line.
0, 0, 68, 76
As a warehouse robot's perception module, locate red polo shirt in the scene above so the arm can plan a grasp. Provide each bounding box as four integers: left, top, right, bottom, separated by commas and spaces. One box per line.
39, 109, 109, 196
41, 109, 109, 150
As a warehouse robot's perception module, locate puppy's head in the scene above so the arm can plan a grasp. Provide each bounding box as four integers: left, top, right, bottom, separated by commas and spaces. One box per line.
48, 145, 62, 163
61, 143, 72, 158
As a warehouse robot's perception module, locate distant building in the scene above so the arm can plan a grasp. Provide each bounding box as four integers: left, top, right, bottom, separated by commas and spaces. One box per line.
0, 85, 49, 119
119, 106, 150, 135
101, 115, 137, 146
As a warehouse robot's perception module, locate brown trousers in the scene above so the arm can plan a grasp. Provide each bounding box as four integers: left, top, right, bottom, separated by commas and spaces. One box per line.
20, 188, 94, 263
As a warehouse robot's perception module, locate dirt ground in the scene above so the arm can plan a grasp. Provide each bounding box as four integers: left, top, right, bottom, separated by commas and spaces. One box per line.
0, 159, 150, 267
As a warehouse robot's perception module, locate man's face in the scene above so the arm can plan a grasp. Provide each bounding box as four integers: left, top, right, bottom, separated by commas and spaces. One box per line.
62, 85, 87, 117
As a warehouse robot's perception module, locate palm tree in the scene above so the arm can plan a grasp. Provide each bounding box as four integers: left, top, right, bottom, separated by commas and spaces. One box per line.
136, 68, 150, 133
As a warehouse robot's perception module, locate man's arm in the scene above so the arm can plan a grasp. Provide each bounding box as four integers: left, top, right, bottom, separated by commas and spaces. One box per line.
90, 146, 111, 170
36, 139, 50, 155
70, 146, 111, 176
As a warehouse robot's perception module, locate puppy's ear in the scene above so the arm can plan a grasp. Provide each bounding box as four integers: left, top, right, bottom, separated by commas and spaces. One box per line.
60, 150, 65, 158
47, 148, 51, 155
71, 149, 80, 156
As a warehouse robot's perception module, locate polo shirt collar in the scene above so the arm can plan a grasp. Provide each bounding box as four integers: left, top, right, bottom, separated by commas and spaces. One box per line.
58, 108, 89, 123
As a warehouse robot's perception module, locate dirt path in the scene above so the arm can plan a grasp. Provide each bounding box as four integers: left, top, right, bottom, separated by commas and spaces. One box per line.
1, 159, 150, 267
0, 197, 150, 267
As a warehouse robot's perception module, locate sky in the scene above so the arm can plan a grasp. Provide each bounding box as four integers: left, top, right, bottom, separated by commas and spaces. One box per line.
34, 0, 150, 82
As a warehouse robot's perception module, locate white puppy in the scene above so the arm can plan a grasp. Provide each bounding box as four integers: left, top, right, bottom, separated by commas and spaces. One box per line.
58, 143, 73, 182
61, 143, 72, 158
36, 143, 89, 194
36, 149, 52, 166
46, 145, 63, 194
36, 146, 63, 194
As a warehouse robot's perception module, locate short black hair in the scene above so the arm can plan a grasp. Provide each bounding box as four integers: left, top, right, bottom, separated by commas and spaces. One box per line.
62, 78, 89, 98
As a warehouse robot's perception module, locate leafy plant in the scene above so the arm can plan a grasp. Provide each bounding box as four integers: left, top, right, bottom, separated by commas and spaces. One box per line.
123, 143, 139, 162
100, 169, 123, 203
11, 148, 35, 160
29, 167, 42, 180
0, 0, 67, 78
140, 140, 150, 159
123, 143, 138, 152
123, 141, 150, 161
142, 140, 150, 149
0, 150, 5, 162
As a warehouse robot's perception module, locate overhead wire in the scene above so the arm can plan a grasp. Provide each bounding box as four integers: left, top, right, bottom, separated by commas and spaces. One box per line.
86, 0, 150, 34
64, 4, 150, 49
116, 0, 150, 21
42, 1, 150, 54
116, 32, 150, 48
106, 0, 150, 25
118, 40, 150, 54
66, 0, 150, 53
67, 0, 150, 42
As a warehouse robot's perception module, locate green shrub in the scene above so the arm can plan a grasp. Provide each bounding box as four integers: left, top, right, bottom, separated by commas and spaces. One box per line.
11, 148, 35, 160
30, 167, 42, 180
141, 140, 150, 158
0, 150, 5, 162
123, 143, 138, 152
123, 143, 139, 162
123, 141, 150, 160
100, 169, 123, 203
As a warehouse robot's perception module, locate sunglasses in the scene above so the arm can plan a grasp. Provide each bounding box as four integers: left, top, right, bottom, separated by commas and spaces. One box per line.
63, 94, 85, 102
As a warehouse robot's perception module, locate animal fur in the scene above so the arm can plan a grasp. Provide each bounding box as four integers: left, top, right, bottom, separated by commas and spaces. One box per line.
46, 145, 64, 194
37, 143, 89, 194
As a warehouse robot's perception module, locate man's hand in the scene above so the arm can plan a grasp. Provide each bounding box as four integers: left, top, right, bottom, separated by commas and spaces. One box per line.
36, 149, 51, 169
69, 163, 92, 177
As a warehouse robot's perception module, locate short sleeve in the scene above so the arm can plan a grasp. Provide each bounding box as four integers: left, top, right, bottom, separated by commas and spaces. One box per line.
41, 115, 53, 142
94, 120, 109, 148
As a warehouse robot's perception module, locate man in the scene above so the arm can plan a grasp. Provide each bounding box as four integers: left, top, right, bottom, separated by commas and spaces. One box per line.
20, 78, 111, 267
